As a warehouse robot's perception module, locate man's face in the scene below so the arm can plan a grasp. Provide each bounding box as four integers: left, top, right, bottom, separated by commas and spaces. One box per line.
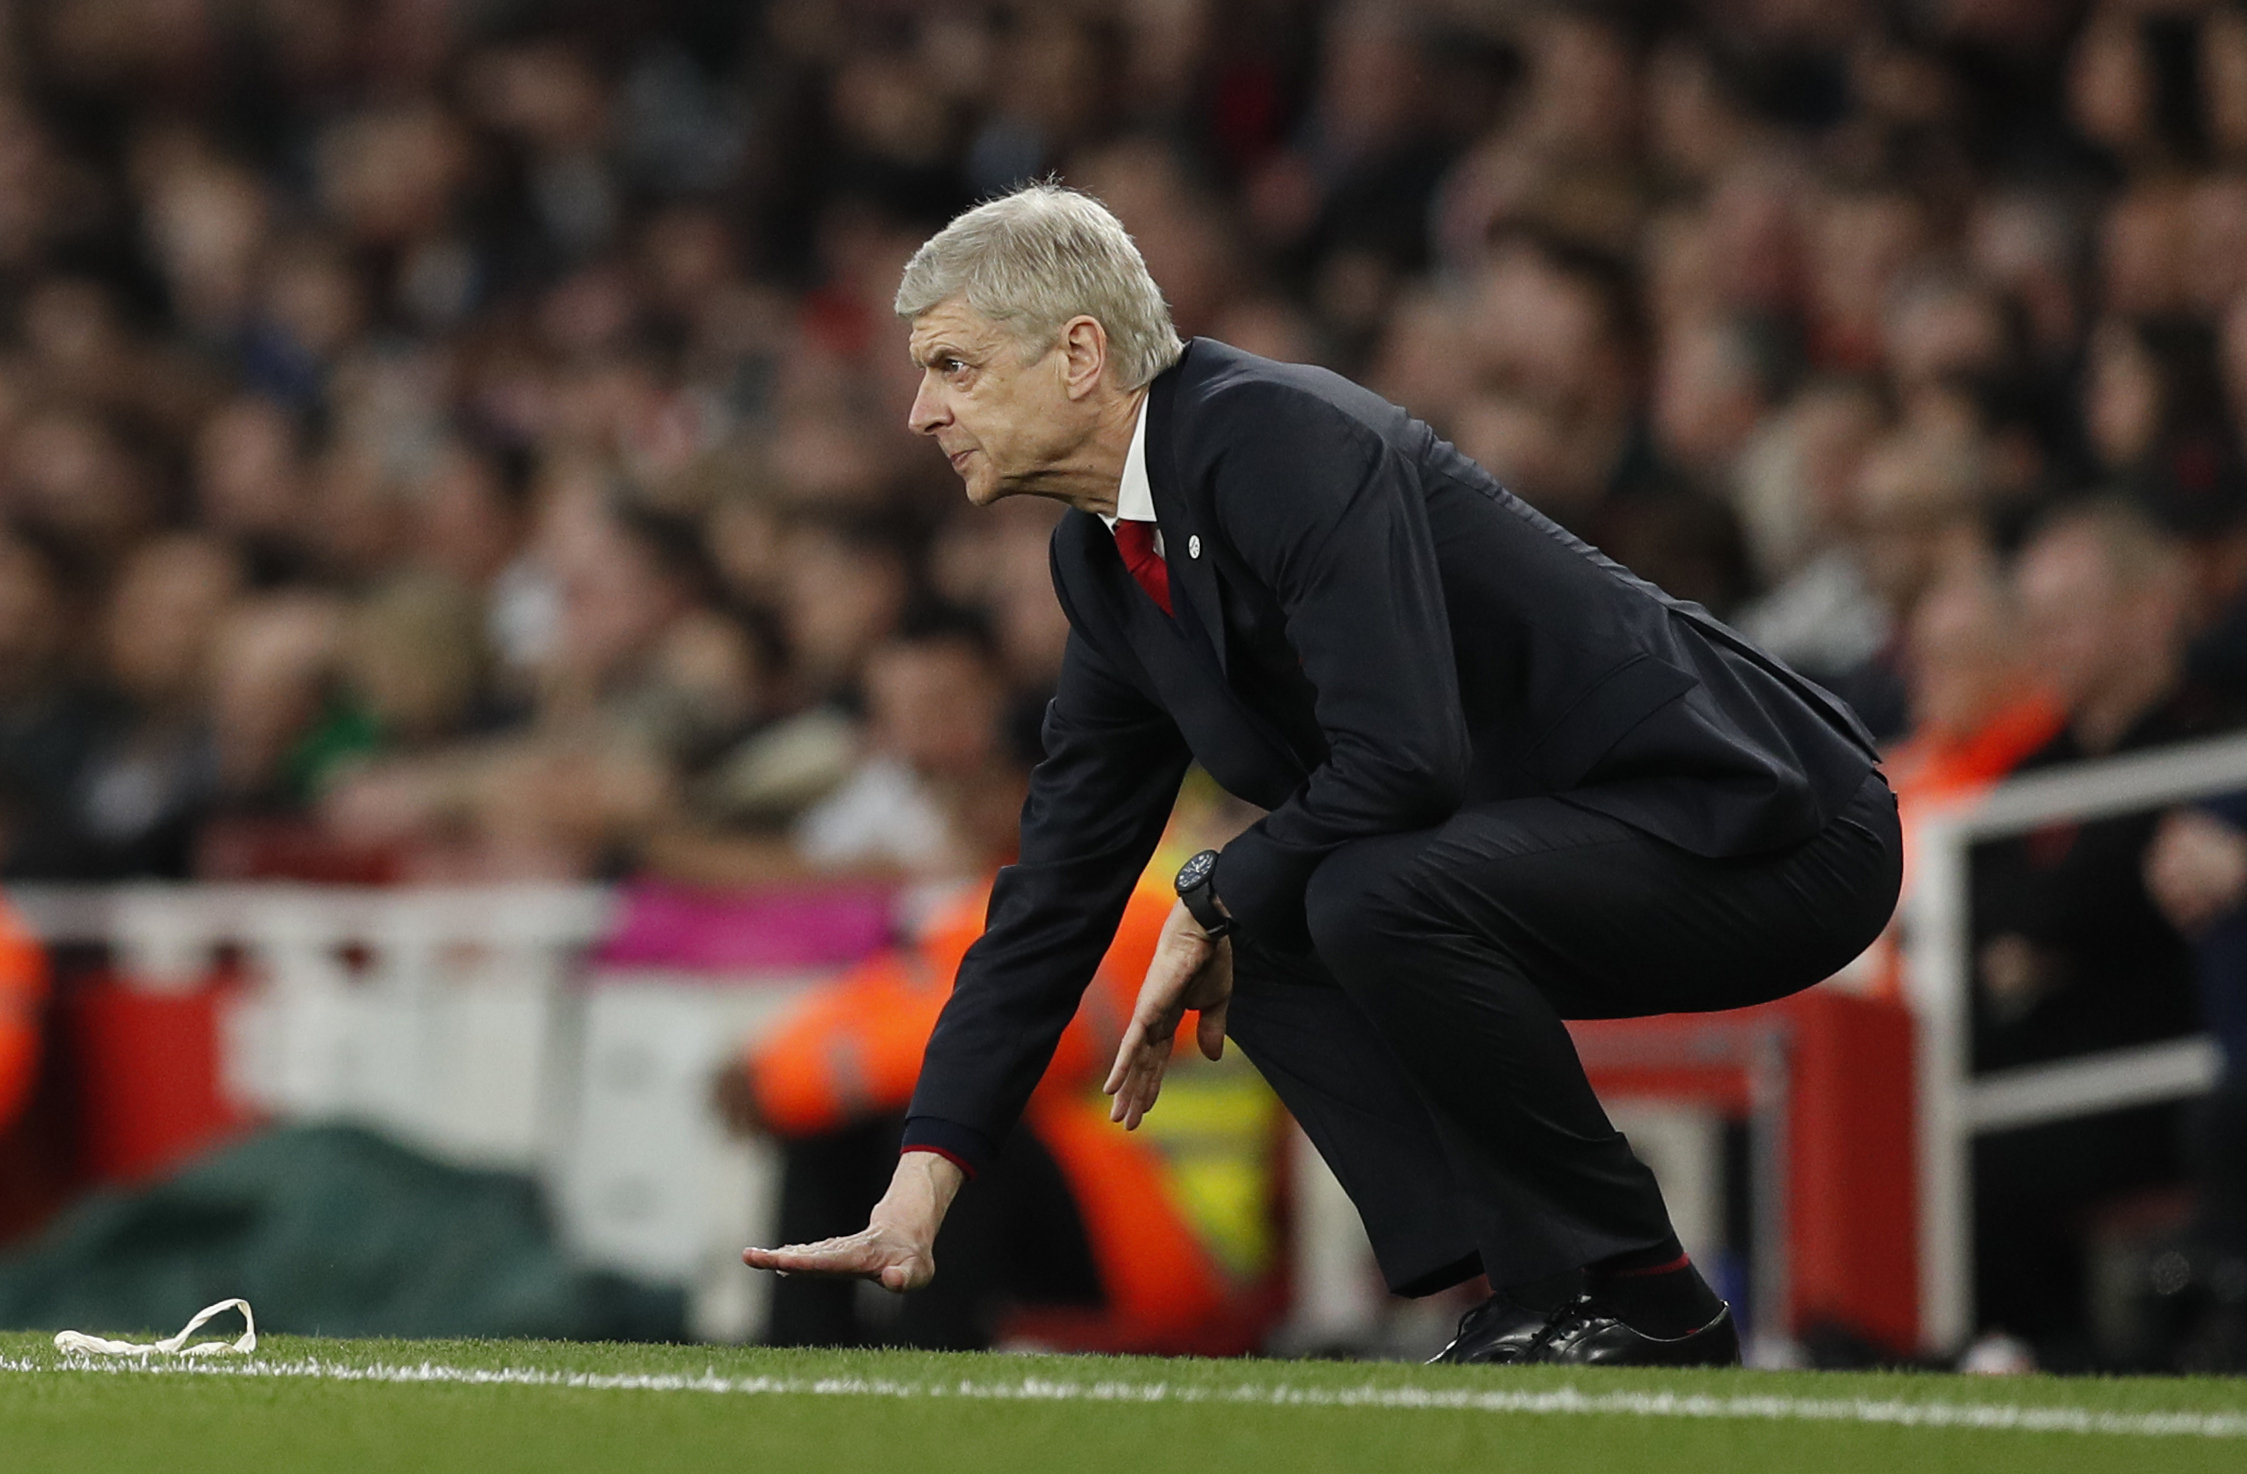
0, 545, 60, 699
2017, 528, 2131, 713
906, 299, 1078, 505
555, 523, 690, 688
865, 638, 1000, 779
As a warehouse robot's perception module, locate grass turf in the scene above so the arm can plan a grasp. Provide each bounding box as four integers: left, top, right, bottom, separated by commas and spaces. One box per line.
5, 1329, 2247, 1474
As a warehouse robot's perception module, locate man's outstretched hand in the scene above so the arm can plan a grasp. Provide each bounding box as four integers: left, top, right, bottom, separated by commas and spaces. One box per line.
740, 1224, 934, 1292
741, 1150, 964, 1292
1103, 898, 1233, 1131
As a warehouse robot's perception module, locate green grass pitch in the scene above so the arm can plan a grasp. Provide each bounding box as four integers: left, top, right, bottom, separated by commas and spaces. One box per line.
5, 1330, 2247, 1474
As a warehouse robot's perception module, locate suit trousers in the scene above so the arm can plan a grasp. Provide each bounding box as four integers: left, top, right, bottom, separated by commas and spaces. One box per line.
1222, 768, 1902, 1295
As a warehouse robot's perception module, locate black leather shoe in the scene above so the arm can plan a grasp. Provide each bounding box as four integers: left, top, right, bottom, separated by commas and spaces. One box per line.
1521, 1297, 1742, 1367
1427, 1295, 1563, 1364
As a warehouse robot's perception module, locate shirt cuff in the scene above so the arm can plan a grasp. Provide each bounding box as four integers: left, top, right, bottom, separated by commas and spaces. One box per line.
899, 1115, 996, 1177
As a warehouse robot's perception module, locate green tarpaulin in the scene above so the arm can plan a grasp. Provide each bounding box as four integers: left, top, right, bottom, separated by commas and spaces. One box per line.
0, 1124, 683, 1341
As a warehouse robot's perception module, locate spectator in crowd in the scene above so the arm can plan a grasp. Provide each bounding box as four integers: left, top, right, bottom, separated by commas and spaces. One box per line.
1886, 560, 2064, 840
1975, 500, 2214, 1069
74, 534, 243, 879
2143, 796, 2247, 1371
1856, 557, 2062, 999
2084, 316, 2247, 536
1814, 423, 1997, 740
1970, 498, 2219, 1363
193, 398, 315, 590
1730, 377, 1892, 677
787, 609, 1012, 882
648, 606, 1018, 900
1456, 227, 1657, 534
0, 529, 111, 878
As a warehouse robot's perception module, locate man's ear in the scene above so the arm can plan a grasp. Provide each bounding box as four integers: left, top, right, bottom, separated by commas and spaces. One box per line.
1058, 316, 1109, 401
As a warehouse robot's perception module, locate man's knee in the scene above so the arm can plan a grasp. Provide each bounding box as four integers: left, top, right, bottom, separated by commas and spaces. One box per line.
1304, 834, 1431, 965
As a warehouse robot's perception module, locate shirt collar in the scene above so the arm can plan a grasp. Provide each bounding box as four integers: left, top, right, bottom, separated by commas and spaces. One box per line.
1099, 391, 1155, 530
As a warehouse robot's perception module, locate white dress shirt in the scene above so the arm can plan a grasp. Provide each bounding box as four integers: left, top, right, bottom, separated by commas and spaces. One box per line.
1098, 392, 1163, 559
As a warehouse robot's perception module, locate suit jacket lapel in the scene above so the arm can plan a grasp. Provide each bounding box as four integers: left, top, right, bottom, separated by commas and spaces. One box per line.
1145, 361, 1227, 676
1063, 515, 1278, 780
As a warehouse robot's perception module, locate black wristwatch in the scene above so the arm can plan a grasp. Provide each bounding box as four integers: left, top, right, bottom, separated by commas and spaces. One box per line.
1174, 849, 1232, 939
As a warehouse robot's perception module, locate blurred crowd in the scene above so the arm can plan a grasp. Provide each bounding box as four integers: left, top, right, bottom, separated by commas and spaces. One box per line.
0, 0, 2233, 897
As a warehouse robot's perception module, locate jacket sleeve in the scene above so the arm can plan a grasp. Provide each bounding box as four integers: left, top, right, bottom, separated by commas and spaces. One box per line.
1208, 390, 1471, 951
902, 614, 1192, 1172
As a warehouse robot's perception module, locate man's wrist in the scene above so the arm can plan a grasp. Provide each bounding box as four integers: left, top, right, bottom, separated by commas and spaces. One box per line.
1174, 848, 1233, 938
893, 1148, 966, 1190
899, 1115, 993, 1175
877, 1150, 965, 1241
900, 1143, 975, 1177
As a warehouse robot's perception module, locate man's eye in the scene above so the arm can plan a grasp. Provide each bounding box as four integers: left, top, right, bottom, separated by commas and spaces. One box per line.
944, 357, 967, 375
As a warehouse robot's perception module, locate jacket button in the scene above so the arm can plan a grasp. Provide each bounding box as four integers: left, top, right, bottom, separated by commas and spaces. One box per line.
1188, 534, 1201, 559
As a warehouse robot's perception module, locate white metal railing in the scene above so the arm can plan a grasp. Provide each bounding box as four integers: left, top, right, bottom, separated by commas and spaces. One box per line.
12, 883, 613, 1172
1905, 731, 2247, 1351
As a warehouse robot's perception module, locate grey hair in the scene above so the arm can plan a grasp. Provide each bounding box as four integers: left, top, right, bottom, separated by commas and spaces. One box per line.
896, 183, 1184, 389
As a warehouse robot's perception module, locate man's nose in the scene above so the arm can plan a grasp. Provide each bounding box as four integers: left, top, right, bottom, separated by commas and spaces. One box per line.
908, 378, 947, 436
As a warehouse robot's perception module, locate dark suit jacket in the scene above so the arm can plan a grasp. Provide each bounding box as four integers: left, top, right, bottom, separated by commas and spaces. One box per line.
904, 339, 1879, 1169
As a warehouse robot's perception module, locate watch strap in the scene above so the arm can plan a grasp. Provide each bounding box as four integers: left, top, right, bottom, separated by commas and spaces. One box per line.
1176, 851, 1231, 938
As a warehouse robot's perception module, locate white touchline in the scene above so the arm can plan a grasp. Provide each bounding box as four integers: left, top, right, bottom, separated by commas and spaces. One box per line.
3, 1355, 2245, 1440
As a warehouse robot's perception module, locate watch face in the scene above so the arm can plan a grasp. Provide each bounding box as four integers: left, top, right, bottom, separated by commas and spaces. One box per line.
1176, 850, 1216, 892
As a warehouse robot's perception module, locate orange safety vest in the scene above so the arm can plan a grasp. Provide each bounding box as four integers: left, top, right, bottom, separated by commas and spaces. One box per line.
0, 893, 47, 1131
750, 874, 1252, 1347
1860, 694, 2065, 999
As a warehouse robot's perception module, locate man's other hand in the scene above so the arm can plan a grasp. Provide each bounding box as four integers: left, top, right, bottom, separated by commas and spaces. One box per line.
741, 1150, 963, 1293
1103, 899, 1234, 1130
2146, 807, 2247, 936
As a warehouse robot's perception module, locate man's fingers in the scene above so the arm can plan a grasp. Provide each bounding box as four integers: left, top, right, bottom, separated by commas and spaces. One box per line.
1107, 926, 1233, 1129
1109, 1050, 1163, 1124
1132, 1057, 1162, 1124
1104, 1013, 1170, 1096
741, 1233, 887, 1278
744, 1242, 930, 1293
1108, 1044, 1167, 1128
1101, 1023, 1143, 1097
1196, 998, 1228, 1061
1106, 1062, 1135, 1118
1121, 1072, 1158, 1129
740, 1245, 858, 1275
1104, 995, 1186, 1096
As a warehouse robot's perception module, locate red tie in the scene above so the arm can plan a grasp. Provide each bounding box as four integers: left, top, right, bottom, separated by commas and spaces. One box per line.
1113, 518, 1172, 615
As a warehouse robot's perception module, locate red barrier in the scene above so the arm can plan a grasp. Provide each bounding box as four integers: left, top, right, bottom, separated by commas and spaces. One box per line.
66, 973, 259, 1183
1573, 987, 1919, 1353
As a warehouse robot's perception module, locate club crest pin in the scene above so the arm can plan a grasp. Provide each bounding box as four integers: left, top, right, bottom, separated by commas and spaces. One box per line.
1188, 534, 1201, 559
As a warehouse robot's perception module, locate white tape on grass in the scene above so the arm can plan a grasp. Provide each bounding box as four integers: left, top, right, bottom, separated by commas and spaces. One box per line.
52, 1298, 256, 1358
5, 1353, 2246, 1441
